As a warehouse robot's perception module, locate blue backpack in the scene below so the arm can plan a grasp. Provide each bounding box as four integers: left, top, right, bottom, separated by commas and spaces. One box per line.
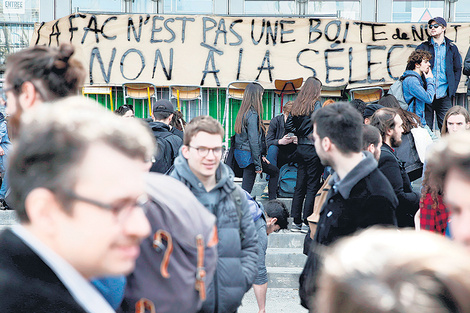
277, 163, 298, 198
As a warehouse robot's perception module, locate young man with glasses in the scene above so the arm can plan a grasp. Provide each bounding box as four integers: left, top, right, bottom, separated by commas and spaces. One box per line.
0, 97, 155, 312
171, 115, 258, 313
416, 17, 462, 130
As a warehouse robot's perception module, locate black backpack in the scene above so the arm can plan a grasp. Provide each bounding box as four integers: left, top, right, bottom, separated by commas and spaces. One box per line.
150, 132, 174, 174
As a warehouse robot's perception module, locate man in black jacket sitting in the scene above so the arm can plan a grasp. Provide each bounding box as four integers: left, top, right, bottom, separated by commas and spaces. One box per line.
371, 107, 420, 228
299, 103, 398, 310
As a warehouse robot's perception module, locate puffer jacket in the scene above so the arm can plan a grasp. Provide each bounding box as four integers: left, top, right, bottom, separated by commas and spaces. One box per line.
234, 108, 266, 171
170, 153, 259, 313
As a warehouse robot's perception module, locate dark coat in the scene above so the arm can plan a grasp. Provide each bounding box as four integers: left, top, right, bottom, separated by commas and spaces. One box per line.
416, 37, 462, 98
285, 101, 321, 144
148, 121, 183, 173
463, 46, 470, 95
234, 108, 266, 171
266, 114, 285, 148
0, 229, 86, 312
378, 143, 420, 227
299, 153, 398, 309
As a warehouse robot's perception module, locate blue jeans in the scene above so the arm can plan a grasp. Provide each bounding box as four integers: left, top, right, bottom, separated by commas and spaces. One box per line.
0, 170, 8, 199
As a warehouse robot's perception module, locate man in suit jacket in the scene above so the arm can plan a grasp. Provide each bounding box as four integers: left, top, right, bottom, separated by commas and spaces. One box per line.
0, 97, 155, 312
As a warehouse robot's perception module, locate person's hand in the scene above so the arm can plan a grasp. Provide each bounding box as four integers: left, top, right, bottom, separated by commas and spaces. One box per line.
278, 134, 293, 145
262, 156, 270, 164
255, 170, 262, 174
292, 135, 298, 144
424, 68, 433, 79
0, 147, 5, 156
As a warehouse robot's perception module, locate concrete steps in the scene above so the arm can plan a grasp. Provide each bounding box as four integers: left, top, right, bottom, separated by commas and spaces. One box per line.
266, 231, 306, 289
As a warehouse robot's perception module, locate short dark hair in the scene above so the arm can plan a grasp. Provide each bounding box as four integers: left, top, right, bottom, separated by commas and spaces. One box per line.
9, 96, 155, 223
183, 115, 224, 146
370, 108, 398, 140
115, 105, 134, 116
349, 99, 367, 117
362, 125, 381, 150
6, 44, 85, 101
264, 200, 289, 230
311, 103, 363, 154
406, 50, 432, 71
153, 111, 172, 121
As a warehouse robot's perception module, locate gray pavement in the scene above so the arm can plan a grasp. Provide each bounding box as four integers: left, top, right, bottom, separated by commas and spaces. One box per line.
239, 287, 308, 313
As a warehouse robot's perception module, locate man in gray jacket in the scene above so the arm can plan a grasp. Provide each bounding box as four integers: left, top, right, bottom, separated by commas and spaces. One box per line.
171, 115, 258, 313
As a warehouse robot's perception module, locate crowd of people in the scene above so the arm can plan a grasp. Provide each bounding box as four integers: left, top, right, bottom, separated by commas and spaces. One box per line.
1, 15, 470, 313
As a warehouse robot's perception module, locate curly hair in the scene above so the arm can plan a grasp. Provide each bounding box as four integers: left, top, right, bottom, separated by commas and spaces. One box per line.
406, 49, 433, 71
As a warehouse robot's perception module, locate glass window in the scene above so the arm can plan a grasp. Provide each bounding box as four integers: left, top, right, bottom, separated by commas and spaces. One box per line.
163, 0, 213, 14
245, 1, 296, 15
1, 0, 39, 22
71, 0, 122, 13
132, 0, 159, 14
392, 1, 444, 23
453, 0, 470, 22
308, 1, 360, 20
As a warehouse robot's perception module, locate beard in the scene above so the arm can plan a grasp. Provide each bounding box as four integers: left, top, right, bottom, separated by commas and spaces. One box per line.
390, 133, 402, 148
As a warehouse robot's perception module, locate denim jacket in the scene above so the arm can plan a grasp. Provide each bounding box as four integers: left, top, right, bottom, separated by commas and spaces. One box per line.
402, 70, 436, 126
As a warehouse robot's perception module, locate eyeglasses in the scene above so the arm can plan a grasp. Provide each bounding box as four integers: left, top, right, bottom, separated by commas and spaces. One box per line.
189, 145, 225, 157
429, 24, 441, 29
63, 190, 150, 221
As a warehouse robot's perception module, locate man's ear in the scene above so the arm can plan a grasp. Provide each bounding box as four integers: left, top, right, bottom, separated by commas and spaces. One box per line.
367, 143, 375, 154
270, 217, 278, 226
20, 81, 40, 110
181, 145, 190, 159
322, 137, 332, 152
386, 127, 394, 137
24, 188, 62, 234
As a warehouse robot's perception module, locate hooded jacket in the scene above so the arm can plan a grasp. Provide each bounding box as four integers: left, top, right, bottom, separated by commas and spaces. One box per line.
148, 121, 182, 173
170, 154, 258, 313
416, 37, 462, 98
402, 70, 436, 127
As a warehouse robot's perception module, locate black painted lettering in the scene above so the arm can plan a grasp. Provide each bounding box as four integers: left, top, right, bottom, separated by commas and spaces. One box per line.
256, 50, 274, 82
411, 25, 424, 42
349, 47, 366, 84
152, 48, 173, 80
325, 20, 341, 42
251, 19, 265, 45
120, 49, 145, 80
49, 20, 61, 47
325, 48, 345, 83
367, 45, 386, 83
296, 48, 319, 77
229, 19, 243, 46
392, 28, 409, 40
101, 16, 117, 40
203, 17, 217, 44
387, 44, 404, 80
68, 14, 86, 42
342, 21, 349, 43
35, 22, 45, 45
164, 18, 176, 43
200, 43, 223, 86
280, 20, 295, 44
265, 20, 278, 45
451, 24, 461, 42
89, 47, 116, 84
151, 16, 164, 43
128, 16, 146, 42
175, 17, 195, 43
214, 18, 227, 46
237, 48, 243, 80
309, 19, 322, 44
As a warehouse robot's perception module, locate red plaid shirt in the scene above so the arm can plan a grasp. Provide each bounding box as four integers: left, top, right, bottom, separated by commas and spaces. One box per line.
419, 193, 449, 235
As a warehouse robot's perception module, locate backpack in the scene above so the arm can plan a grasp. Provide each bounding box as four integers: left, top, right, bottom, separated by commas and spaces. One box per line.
120, 173, 218, 313
388, 78, 409, 110
277, 163, 298, 198
149, 132, 174, 174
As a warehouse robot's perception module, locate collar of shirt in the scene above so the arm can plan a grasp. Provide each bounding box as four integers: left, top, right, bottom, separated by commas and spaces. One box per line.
11, 225, 115, 313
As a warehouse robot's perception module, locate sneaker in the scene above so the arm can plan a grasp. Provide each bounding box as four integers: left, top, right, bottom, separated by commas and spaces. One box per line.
291, 223, 303, 232
0, 199, 10, 210
260, 192, 269, 199
300, 224, 309, 234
